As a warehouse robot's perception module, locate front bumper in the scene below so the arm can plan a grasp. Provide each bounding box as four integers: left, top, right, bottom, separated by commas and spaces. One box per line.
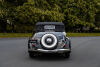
28, 49, 71, 53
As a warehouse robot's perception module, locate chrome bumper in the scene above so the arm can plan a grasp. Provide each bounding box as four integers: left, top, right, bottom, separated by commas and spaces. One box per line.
28, 49, 70, 53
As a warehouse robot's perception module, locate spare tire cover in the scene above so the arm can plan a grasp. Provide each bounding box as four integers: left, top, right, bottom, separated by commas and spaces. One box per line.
41, 34, 57, 49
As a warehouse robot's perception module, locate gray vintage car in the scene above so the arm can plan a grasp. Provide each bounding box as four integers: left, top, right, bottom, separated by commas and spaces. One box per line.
28, 22, 71, 58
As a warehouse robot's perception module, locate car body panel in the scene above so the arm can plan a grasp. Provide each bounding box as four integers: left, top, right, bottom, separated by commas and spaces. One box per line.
28, 22, 71, 54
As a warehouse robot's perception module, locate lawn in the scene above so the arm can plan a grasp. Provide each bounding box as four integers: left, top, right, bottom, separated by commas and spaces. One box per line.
0, 33, 32, 38
0, 33, 100, 38
67, 33, 100, 37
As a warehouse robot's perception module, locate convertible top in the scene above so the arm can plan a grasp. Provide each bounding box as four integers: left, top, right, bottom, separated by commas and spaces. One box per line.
36, 22, 64, 26
35, 22, 65, 32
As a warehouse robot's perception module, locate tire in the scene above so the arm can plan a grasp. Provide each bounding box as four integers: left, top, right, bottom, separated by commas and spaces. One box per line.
63, 53, 70, 58
29, 52, 35, 58
41, 34, 58, 49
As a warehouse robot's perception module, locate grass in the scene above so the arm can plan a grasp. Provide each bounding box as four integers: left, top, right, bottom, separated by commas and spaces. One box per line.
67, 33, 100, 37
0, 33, 100, 38
0, 33, 32, 38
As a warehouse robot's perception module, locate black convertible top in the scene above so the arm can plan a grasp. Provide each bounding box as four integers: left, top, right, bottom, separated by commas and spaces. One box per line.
36, 22, 64, 26
35, 22, 65, 32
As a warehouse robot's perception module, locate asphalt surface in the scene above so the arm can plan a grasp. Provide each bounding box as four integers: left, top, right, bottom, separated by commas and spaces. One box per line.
0, 37, 100, 67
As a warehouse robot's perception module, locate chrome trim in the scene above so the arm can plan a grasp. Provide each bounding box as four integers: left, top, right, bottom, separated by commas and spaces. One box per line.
28, 49, 70, 53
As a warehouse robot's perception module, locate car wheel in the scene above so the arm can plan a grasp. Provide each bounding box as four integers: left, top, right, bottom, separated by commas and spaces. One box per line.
41, 34, 58, 49
63, 53, 70, 58
29, 52, 35, 58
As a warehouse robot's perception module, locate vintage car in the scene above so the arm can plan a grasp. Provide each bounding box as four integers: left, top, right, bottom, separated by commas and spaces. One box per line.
28, 22, 71, 58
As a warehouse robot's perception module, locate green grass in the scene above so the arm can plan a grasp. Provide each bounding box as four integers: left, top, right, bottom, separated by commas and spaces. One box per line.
0, 33, 100, 38
67, 33, 100, 37
0, 33, 32, 38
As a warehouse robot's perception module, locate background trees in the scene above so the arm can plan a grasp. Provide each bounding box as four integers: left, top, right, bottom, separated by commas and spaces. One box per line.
0, 0, 100, 33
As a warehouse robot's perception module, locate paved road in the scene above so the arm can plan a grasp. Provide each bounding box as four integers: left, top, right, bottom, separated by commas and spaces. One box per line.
0, 37, 100, 67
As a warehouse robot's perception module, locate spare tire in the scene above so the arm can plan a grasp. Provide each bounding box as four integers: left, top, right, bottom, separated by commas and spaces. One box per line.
41, 34, 58, 49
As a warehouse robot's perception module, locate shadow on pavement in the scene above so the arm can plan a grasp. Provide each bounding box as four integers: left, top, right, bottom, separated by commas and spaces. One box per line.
29, 54, 70, 61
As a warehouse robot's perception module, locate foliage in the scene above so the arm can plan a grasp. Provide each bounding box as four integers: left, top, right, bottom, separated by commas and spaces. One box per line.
0, 0, 100, 32
10, 2, 64, 32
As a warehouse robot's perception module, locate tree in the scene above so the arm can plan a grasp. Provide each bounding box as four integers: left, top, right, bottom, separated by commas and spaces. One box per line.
0, 1, 8, 32
0, 0, 100, 32
9, 2, 64, 32
63, 0, 97, 32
